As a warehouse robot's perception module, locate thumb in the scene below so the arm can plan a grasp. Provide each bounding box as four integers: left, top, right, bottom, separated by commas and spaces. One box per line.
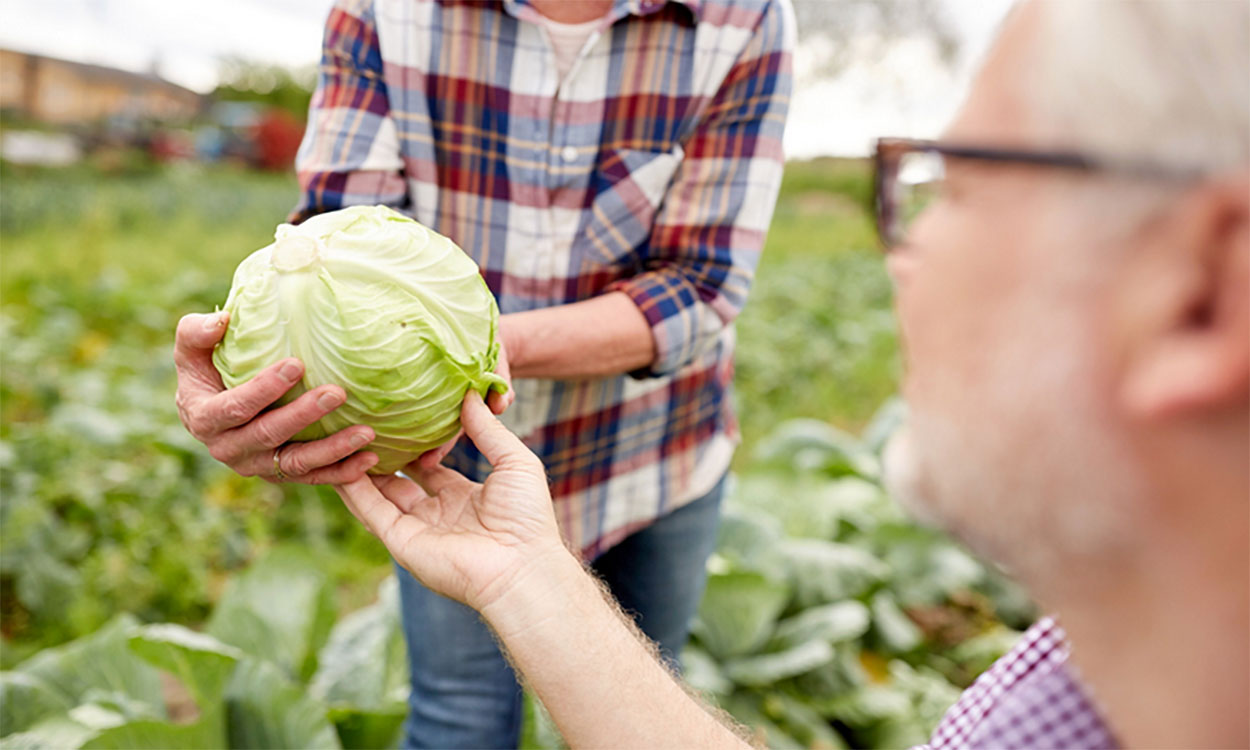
175, 311, 229, 355
460, 390, 537, 469
174, 311, 230, 378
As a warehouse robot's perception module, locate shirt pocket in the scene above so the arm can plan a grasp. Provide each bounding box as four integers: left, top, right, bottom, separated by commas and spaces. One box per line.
575, 145, 684, 274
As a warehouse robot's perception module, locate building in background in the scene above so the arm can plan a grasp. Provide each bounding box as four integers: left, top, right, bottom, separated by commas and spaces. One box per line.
0, 49, 203, 124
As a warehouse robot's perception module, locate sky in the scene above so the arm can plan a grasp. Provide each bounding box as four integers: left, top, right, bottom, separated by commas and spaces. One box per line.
0, 0, 1014, 157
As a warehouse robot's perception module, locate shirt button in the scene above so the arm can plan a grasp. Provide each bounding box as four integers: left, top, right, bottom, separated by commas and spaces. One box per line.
561, 145, 579, 162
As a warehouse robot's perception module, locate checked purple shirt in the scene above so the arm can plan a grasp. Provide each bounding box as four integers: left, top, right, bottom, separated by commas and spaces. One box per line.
294, 0, 793, 557
917, 617, 1119, 750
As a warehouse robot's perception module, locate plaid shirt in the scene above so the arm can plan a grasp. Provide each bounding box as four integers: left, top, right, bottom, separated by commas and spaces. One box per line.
295, 0, 793, 556
916, 617, 1119, 750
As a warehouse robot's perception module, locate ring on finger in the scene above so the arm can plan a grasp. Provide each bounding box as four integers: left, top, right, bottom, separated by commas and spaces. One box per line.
273, 446, 289, 481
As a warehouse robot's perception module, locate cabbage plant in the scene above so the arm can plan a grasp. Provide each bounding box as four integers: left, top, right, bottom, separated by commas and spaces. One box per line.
213, 205, 506, 474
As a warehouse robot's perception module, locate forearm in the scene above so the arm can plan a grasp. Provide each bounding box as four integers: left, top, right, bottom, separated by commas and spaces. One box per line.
480, 551, 752, 750
502, 292, 655, 380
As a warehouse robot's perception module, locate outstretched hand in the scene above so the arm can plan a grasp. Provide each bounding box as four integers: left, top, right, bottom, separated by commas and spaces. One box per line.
334, 390, 565, 611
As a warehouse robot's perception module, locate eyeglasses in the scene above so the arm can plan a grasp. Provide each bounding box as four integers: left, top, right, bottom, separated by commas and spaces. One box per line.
871, 137, 1200, 250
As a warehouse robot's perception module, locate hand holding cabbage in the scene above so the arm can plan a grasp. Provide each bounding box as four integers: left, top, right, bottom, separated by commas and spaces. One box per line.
174, 205, 511, 482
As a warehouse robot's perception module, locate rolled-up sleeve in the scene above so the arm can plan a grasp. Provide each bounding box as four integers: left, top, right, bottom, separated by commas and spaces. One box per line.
607, 0, 794, 377
290, 0, 408, 223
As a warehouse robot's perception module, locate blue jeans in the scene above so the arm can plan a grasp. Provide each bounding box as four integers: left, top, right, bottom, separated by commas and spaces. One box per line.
394, 475, 726, 749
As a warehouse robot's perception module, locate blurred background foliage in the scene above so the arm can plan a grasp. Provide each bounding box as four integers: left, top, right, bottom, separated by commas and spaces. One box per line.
0, 156, 1034, 748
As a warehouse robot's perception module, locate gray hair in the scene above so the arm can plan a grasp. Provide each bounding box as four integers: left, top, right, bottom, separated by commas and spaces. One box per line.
1031, 0, 1249, 173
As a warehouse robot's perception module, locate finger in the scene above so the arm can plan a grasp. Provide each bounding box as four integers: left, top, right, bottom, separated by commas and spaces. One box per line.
416, 429, 462, 469
256, 426, 375, 478
487, 389, 510, 415
460, 390, 538, 470
372, 473, 431, 514
294, 451, 379, 485
335, 475, 420, 548
198, 357, 305, 432
410, 460, 476, 498
174, 312, 230, 391
234, 384, 359, 450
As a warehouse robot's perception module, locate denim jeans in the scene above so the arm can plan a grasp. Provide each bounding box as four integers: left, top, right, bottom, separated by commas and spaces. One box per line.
394, 474, 726, 749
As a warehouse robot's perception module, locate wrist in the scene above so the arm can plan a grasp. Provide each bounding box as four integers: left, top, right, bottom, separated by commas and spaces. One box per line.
478, 543, 591, 641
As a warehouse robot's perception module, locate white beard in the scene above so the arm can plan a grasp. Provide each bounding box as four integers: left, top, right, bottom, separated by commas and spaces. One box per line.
881, 322, 1147, 587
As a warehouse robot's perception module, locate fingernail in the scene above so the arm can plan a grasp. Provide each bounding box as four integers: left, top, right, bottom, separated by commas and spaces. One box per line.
317, 390, 344, 410
350, 432, 370, 448
202, 313, 223, 331
280, 360, 303, 382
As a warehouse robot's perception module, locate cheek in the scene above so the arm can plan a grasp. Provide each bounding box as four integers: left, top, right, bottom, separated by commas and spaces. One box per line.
893, 207, 1014, 404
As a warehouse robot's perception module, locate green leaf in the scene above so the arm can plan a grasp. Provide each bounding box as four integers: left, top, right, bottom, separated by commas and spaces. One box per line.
730, 474, 844, 541
753, 419, 880, 480
724, 640, 835, 687
13, 616, 163, 715
722, 692, 804, 750
0, 673, 72, 738
128, 624, 242, 708
691, 572, 790, 659
872, 523, 985, 606
73, 692, 160, 724
0, 714, 99, 750
770, 601, 871, 650
679, 646, 733, 697
860, 397, 907, 455
812, 683, 912, 726
207, 547, 336, 682
310, 577, 407, 709
519, 693, 564, 750
870, 592, 923, 653
947, 626, 1022, 678
712, 509, 787, 580
310, 578, 408, 749
80, 720, 221, 750
886, 661, 962, 731
791, 646, 869, 701
781, 539, 887, 608
13, 551, 80, 626
224, 659, 341, 750
762, 692, 848, 750
322, 707, 406, 750
822, 477, 900, 534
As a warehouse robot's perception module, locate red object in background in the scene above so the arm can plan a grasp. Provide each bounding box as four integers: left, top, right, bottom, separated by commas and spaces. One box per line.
251, 109, 304, 171
149, 130, 195, 162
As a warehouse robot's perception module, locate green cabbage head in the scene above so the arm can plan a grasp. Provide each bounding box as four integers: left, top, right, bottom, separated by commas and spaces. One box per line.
213, 205, 506, 474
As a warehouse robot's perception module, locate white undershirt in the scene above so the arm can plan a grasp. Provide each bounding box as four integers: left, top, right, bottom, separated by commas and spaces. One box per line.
535, 14, 603, 81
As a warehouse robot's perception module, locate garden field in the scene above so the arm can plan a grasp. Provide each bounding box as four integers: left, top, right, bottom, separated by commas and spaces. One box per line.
0, 160, 1033, 749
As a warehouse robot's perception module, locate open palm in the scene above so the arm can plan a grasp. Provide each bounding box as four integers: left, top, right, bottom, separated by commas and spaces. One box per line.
334, 391, 565, 610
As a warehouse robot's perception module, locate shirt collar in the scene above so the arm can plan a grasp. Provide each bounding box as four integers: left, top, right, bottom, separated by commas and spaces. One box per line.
445, 0, 701, 27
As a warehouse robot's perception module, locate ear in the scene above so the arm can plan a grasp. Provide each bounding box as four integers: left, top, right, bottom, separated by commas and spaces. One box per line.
1120, 174, 1249, 419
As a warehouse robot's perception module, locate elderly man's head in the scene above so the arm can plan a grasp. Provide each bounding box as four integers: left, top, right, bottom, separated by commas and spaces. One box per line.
884, 0, 1247, 743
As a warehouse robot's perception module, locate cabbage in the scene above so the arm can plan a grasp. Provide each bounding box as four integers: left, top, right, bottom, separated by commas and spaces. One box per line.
213, 205, 506, 474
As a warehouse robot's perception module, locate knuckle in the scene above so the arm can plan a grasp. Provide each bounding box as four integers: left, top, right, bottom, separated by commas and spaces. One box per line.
251, 420, 285, 450
186, 413, 212, 441
282, 449, 312, 477
220, 398, 254, 425
174, 314, 197, 342
207, 441, 239, 465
